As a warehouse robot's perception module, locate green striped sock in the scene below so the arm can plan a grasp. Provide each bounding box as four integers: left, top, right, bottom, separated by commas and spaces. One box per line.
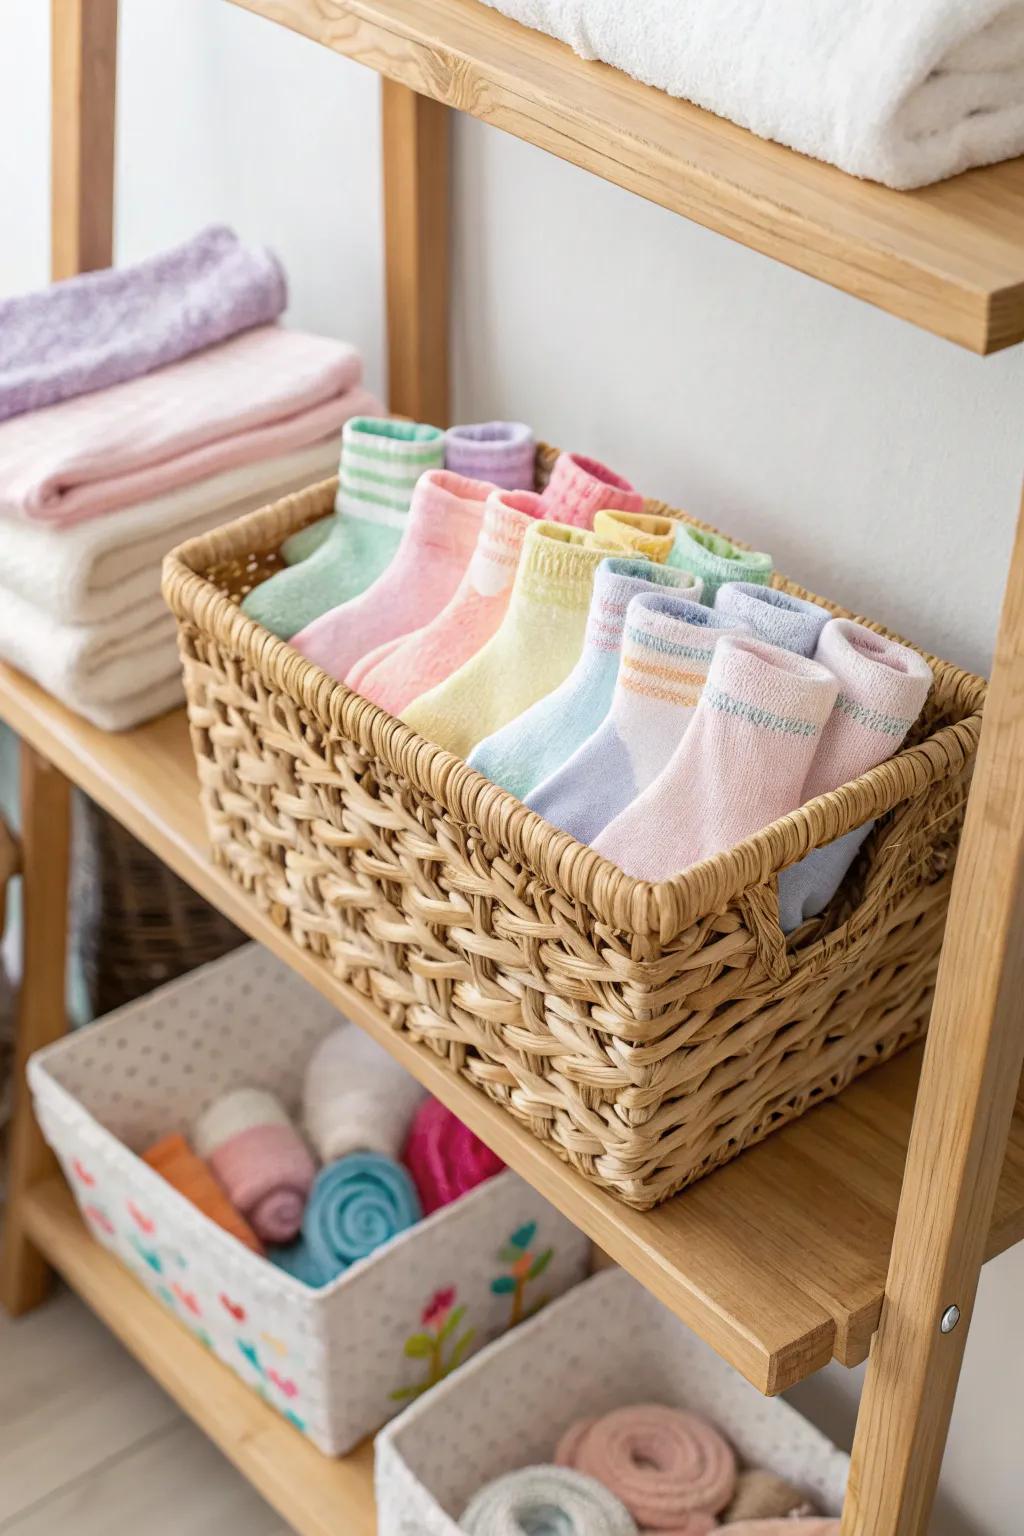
244, 418, 444, 640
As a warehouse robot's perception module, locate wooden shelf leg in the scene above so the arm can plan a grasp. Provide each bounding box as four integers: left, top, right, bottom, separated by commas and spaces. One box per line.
0, 748, 73, 1316
842, 484, 1024, 1535
381, 78, 450, 425
50, 0, 118, 280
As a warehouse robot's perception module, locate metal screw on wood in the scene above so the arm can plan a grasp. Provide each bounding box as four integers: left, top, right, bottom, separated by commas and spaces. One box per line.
940, 1305, 961, 1334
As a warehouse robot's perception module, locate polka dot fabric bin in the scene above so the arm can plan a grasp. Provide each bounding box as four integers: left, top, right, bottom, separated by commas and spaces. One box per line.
375, 1268, 850, 1533
27, 945, 591, 1455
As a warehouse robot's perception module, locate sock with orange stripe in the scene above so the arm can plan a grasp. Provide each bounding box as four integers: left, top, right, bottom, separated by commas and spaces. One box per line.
468, 557, 701, 798
525, 592, 748, 843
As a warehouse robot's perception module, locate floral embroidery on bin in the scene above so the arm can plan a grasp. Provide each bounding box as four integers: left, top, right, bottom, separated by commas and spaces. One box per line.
237, 1338, 264, 1375
389, 1287, 476, 1402
260, 1332, 288, 1358
267, 1368, 298, 1399
491, 1222, 553, 1327
83, 1204, 114, 1235
285, 1409, 307, 1433
172, 1282, 201, 1316
128, 1233, 163, 1274
72, 1159, 95, 1187
127, 1200, 155, 1235
220, 1293, 246, 1322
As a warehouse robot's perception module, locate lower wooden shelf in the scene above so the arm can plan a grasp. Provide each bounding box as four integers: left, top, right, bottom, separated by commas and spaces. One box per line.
4, 665, 1024, 1399
21, 1177, 376, 1536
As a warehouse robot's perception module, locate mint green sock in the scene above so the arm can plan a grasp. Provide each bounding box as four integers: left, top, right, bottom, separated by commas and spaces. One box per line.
242, 417, 444, 640
280, 514, 334, 565
667, 523, 773, 603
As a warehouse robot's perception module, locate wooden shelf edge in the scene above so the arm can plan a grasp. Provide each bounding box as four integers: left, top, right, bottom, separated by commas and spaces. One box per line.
20, 1177, 376, 1536
226, 0, 1024, 354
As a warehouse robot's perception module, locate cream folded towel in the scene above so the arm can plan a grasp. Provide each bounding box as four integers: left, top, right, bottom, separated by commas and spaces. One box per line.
0, 327, 368, 527
0, 435, 348, 625
480, 0, 1024, 188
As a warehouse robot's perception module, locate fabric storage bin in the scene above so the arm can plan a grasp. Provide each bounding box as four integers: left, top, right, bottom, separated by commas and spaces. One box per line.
26, 943, 592, 1455
375, 1266, 850, 1533
163, 448, 985, 1211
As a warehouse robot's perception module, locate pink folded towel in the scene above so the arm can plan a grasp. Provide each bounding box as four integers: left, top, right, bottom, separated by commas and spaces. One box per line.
402, 1098, 505, 1215
556, 1404, 736, 1532
0, 326, 371, 528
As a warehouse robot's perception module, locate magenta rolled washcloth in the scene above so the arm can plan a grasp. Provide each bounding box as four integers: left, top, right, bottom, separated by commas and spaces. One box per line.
193, 1088, 316, 1245
445, 421, 536, 490
556, 1404, 736, 1532
402, 1098, 504, 1215
0, 225, 286, 423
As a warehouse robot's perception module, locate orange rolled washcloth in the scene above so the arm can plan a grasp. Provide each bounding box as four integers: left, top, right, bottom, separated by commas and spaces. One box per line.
143, 1132, 264, 1255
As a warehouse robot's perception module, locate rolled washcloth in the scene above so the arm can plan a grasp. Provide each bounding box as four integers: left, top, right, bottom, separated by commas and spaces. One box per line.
193, 1088, 316, 1245
556, 1404, 736, 1531
303, 1024, 428, 1164
270, 1153, 422, 1287
723, 1469, 817, 1522
0, 326, 368, 528
461, 1467, 638, 1536
142, 1132, 264, 1255
445, 421, 536, 490
0, 224, 285, 423
724, 1523, 840, 1535
402, 1098, 505, 1214
477, 0, 1024, 189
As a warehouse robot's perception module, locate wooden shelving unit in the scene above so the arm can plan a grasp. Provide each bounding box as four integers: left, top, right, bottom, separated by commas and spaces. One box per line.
3, 4, 1024, 1535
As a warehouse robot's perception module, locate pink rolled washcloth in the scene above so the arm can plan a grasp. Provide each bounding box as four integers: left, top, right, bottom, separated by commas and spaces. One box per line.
556, 1404, 736, 1532
723, 1524, 840, 1534
402, 1098, 504, 1215
193, 1087, 316, 1244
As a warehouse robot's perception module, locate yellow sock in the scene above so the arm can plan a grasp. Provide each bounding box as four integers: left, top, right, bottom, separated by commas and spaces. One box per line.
402, 522, 622, 758
593, 508, 675, 564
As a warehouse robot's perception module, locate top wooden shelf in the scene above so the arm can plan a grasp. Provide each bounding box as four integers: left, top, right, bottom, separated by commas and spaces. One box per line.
4, 663, 1024, 1399
229, 0, 1024, 354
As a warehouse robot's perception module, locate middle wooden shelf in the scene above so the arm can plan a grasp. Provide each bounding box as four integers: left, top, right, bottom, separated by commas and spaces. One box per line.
5, 663, 1024, 1398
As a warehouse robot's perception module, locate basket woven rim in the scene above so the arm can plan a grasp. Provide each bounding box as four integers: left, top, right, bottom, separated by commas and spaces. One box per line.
162, 458, 985, 940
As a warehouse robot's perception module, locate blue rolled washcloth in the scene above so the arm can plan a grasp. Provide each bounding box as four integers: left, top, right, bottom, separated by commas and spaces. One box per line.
270, 1152, 421, 1287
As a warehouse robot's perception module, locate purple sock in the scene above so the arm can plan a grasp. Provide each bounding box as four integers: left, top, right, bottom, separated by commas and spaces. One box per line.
444, 421, 535, 491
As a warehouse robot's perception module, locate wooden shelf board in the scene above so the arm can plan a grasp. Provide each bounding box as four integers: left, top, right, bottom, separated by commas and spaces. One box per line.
20, 1177, 376, 1536
226, 0, 1024, 354
5, 669, 1024, 1396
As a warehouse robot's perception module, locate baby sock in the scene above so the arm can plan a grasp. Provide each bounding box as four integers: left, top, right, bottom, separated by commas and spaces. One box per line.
527, 592, 747, 843
244, 417, 444, 636
279, 417, 444, 566
777, 619, 933, 930
593, 508, 676, 564
347, 488, 545, 712
595, 634, 838, 879
401, 521, 619, 758
539, 451, 644, 528
469, 557, 700, 798
715, 581, 830, 656
444, 421, 535, 490
668, 523, 773, 602
292, 470, 491, 681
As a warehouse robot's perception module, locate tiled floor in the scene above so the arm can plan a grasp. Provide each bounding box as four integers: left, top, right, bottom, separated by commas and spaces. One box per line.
0, 1286, 290, 1534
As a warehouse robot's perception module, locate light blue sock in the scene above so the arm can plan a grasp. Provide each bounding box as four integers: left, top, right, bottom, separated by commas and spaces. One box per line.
715, 581, 830, 656
526, 591, 748, 843
467, 557, 700, 799
778, 823, 875, 932
667, 523, 772, 603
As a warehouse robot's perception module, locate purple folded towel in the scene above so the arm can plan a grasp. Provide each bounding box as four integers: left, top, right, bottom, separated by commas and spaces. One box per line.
0, 224, 286, 423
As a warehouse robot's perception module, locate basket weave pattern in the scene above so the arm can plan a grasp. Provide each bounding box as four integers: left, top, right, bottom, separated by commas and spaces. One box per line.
163, 448, 984, 1209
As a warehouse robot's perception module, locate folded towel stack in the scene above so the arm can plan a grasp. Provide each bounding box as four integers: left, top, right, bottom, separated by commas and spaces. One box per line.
477, 0, 1024, 189
0, 225, 380, 729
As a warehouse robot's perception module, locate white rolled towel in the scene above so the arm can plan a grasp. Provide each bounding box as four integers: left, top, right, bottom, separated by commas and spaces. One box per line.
479, 0, 1024, 189
303, 1024, 428, 1164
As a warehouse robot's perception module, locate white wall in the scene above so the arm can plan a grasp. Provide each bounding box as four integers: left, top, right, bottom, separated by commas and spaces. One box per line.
3, 1, 1024, 1530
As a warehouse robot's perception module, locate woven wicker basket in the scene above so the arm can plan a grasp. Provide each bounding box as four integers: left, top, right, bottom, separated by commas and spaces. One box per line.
163, 447, 985, 1210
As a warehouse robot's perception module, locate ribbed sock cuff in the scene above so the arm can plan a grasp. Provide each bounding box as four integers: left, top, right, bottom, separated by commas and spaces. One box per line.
339, 416, 445, 525
444, 421, 536, 490
539, 452, 644, 529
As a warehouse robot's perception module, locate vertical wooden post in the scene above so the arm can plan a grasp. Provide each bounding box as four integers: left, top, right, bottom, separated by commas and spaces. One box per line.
381, 78, 450, 425
0, 0, 117, 1317
0, 751, 73, 1315
842, 485, 1024, 1534
50, 0, 118, 279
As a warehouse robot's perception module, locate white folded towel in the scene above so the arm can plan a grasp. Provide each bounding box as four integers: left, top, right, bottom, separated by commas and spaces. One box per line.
480, 0, 1024, 188
0, 435, 345, 626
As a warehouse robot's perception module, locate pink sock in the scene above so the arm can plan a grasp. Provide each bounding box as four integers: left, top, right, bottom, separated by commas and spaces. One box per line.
292, 470, 491, 682
595, 635, 838, 879
540, 451, 644, 529
346, 488, 544, 712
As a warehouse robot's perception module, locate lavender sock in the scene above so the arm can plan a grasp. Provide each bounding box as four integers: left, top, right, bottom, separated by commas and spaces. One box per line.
715, 582, 831, 657
444, 421, 536, 491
